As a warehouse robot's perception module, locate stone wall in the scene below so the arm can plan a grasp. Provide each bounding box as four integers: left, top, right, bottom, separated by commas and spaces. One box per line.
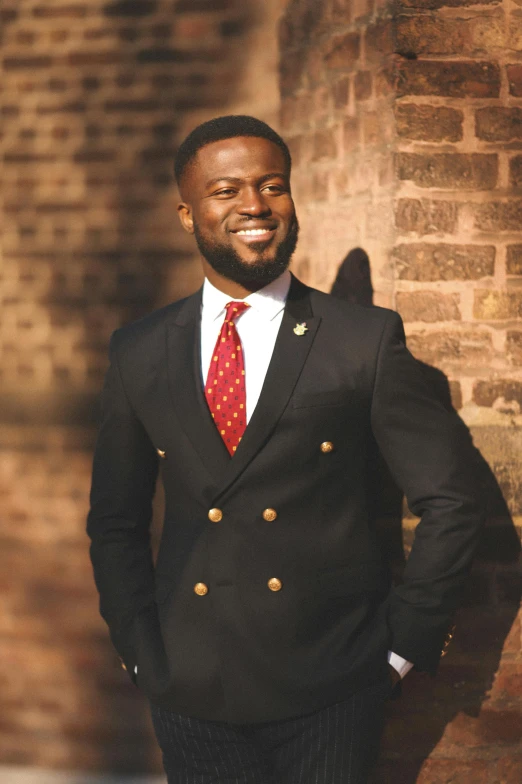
279, 0, 522, 781
1, 0, 286, 773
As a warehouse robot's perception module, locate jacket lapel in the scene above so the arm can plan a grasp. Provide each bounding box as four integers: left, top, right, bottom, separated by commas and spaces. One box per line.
214, 275, 321, 498
166, 288, 230, 488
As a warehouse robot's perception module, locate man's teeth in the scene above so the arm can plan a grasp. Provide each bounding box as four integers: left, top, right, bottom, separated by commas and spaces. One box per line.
235, 228, 273, 235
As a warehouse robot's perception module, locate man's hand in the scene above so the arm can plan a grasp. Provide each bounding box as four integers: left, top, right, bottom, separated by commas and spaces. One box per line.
388, 663, 401, 689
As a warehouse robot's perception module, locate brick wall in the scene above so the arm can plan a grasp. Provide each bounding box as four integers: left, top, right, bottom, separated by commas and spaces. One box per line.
279, 0, 522, 781
1, 0, 286, 773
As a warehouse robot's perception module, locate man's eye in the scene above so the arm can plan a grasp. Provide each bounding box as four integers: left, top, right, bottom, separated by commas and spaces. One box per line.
263, 185, 284, 192
215, 188, 236, 196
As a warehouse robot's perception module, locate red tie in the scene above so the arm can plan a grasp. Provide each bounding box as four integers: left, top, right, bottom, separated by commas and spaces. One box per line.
205, 301, 250, 456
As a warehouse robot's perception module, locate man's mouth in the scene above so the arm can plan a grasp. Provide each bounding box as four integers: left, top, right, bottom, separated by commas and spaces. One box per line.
232, 227, 277, 244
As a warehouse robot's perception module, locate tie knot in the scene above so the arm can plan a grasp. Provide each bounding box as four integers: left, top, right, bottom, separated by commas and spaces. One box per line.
225, 301, 250, 323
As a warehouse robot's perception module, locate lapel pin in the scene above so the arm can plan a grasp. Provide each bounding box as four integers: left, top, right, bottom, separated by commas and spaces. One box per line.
293, 322, 308, 336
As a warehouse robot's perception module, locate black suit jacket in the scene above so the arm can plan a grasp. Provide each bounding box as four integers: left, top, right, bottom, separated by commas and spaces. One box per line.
87, 275, 483, 722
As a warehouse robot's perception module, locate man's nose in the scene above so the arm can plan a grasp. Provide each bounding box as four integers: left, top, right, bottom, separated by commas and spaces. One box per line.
237, 187, 271, 216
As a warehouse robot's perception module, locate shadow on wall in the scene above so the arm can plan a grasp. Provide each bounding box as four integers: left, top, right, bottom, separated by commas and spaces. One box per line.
331, 249, 522, 784
4, 0, 262, 775
86, 3, 264, 774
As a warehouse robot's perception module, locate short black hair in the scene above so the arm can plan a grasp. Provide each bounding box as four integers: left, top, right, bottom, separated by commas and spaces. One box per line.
174, 115, 291, 186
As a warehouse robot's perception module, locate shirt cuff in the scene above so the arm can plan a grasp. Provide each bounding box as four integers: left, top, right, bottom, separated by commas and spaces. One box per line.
387, 651, 414, 679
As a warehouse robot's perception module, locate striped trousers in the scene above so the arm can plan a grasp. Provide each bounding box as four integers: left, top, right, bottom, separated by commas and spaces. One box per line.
150, 675, 391, 784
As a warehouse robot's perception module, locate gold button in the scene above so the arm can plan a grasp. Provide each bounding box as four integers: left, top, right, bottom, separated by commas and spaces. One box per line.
268, 577, 282, 592
157, 448, 166, 459
208, 508, 223, 523
320, 441, 334, 453
262, 508, 278, 522
194, 582, 208, 596
120, 659, 127, 671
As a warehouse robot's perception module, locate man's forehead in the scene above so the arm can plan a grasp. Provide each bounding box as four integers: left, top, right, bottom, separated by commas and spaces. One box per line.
193, 136, 287, 181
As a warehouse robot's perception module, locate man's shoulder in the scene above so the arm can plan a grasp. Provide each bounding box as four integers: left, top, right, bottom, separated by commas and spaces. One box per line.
110, 289, 200, 352
305, 282, 397, 329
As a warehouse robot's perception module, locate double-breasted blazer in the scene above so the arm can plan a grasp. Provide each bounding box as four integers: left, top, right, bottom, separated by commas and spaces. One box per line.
87, 274, 483, 723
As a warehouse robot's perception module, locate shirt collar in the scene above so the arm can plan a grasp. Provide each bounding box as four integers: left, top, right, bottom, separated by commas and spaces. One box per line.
201, 270, 291, 323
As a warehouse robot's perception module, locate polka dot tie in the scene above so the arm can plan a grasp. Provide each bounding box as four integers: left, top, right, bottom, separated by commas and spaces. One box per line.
205, 301, 250, 456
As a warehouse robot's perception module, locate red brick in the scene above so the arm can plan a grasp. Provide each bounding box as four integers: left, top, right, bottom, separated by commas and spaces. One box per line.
510, 13, 522, 51
32, 4, 88, 17
343, 117, 360, 150
510, 155, 522, 188
396, 291, 461, 322
362, 110, 392, 146
474, 290, 522, 319
399, 0, 498, 7
374, 63, 396, 97
278, 1, 323, 49
354, 71, 372, 101
396, 13, 505, 57
394, 243, 495, 280
449, 380, 463, 409
507, 245, 522, 275
312, 128, 337, 161
324, 32, 360, 70
476, 107, 522, 142
507, 64, 522, 97
397, 59, 501, 98
474, 200, 522, 231
332, 77, 350, 110
406, 329, 493, 366
364, 20, 394, 63
176, 0, 232, 9
68, 51, 123, 66
473, 379, 522, 408
396, 103, 463, 142
397, 153, 498, 190
395, 198, 459, 234
507, 331, 522, 364
280, 52, 305, 95
3, 56, 53, 70
103, 0, 158, 14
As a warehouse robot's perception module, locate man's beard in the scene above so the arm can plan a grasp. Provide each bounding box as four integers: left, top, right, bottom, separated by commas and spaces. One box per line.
193, 217, 299, 289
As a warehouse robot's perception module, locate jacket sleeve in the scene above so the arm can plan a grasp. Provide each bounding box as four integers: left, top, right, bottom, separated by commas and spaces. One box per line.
86, 330, 159, 677
370, 310, 484, 673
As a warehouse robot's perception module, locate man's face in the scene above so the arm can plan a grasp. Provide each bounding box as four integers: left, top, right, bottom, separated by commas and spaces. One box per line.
177, 136, 299, 287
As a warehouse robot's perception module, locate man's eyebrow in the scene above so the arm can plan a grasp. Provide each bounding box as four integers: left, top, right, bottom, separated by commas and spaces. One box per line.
204, 172, 288, 189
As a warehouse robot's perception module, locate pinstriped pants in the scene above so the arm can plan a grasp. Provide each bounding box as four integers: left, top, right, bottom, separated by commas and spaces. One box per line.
150, 675, 390, 784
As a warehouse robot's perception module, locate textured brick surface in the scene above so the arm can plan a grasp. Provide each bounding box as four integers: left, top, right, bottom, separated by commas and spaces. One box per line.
397, 59, 501, 98
476, 107, 522, 142
3, 0, 522, 780
279, 4, 522, 779
1, 0, 287, 775
397, 153, 498, 190
395, 103, 464, 142
393, 243, 495, 281
395, 199, 459, 234
396, 291, 461, 322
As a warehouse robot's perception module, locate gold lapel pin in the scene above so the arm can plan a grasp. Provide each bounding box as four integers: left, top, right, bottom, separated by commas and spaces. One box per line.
293, 322, 308, 336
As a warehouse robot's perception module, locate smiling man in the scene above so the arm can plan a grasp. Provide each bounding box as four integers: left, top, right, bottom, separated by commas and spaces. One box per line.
87, 116, 483, 783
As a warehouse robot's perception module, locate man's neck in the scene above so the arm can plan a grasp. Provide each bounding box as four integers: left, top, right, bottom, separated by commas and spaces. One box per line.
202, 263, 281, 300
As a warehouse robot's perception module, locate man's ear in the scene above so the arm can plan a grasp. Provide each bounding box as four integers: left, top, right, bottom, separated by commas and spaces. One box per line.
177, 202, 194, 234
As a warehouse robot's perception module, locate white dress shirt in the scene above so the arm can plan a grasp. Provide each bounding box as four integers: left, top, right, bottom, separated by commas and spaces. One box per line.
199, 271, 413, 680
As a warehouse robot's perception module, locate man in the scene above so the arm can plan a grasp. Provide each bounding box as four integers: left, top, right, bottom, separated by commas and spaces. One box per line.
87, 115, 483, 783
